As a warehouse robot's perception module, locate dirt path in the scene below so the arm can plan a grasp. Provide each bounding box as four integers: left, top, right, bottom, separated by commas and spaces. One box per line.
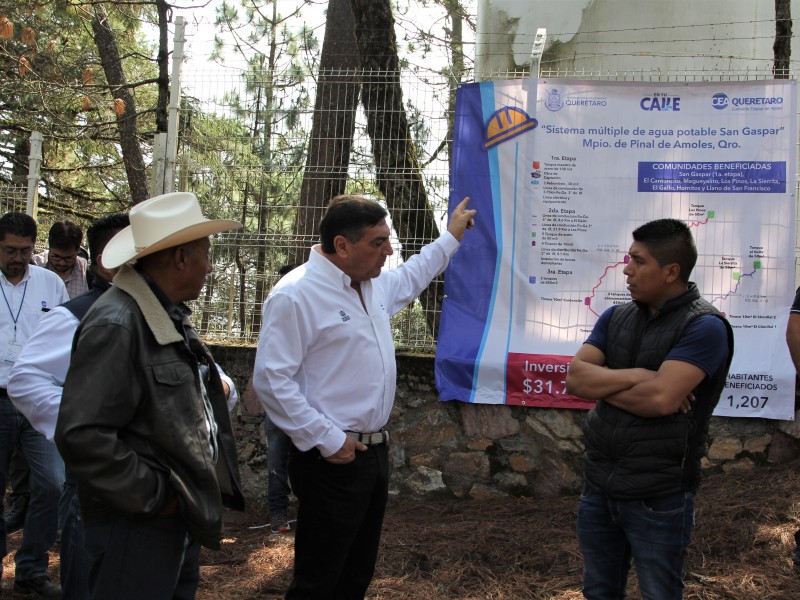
197, 459, 800, 599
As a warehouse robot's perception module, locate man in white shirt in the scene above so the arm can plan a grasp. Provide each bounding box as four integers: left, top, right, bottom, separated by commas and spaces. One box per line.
253, 195, 476, 600
14, 221, 88, 532
0, 212, 69, 598
9, 213, 127, 600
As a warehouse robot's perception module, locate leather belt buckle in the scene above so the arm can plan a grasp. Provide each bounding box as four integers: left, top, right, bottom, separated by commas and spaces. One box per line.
346, 430, 389, 446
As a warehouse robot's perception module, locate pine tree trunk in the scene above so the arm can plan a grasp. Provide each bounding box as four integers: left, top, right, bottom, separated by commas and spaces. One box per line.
350, 0, 444, 338
290, 0, 361, 267
774, 0, 792, 78
91, 6, 149, 204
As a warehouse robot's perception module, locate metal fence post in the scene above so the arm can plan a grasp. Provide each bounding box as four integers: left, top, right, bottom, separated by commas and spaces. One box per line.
151, 132, 167, 197
164, 16, 186, 194
529, 28, 547, 77
26, 131, 43, 218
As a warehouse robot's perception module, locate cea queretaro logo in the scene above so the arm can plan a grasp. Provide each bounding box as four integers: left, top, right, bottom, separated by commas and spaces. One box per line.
640, 93, 680, 111
712, 93, 729, 110
712, 92, 783, 111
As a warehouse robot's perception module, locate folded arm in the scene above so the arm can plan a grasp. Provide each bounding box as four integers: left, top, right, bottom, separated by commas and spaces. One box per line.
566, 343, 658, 400
567, 344, 702, 417
8, 307, 78, 441
787, 312, 800, 373
603, 360, 705, 416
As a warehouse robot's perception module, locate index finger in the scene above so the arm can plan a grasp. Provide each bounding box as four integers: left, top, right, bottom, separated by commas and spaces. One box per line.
454, 196, 471, 211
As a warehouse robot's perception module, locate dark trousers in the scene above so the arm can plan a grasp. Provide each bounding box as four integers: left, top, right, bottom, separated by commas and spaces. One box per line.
286, 443, 389, 600
265, 415, 292, 517
60, 481, 91, 600
83, 513, 200, 600
577, 484, 694, 600
8, 444, 30, 506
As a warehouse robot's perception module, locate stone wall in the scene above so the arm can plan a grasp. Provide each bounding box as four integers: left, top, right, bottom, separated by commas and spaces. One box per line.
209, 345, 800, 510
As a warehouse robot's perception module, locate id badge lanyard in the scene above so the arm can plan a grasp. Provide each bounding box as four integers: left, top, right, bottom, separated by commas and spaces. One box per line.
0, 281, 27, 364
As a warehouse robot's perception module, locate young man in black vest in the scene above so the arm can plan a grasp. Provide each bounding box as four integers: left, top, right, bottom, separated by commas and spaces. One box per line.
785, 285, 800, 566
567, 218, 734, 600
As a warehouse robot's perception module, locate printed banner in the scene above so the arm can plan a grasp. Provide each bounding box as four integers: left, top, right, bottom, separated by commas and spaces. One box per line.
436, 79, 797, 419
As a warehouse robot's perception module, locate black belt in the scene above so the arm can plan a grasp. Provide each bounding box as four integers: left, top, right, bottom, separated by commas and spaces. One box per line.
345, 430, 389, 446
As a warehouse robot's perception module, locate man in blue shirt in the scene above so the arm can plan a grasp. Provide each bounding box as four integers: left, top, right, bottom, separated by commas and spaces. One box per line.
566, 218, 734, 600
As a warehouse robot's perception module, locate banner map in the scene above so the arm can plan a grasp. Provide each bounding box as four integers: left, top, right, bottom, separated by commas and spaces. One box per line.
436, 78, 797, 420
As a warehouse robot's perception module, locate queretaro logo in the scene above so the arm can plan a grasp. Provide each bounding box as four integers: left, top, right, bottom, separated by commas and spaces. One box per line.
712, 93, 729, 110
544, 89, 563, 111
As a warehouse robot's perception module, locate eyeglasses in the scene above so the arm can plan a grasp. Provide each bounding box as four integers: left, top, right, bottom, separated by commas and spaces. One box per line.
49, 251, 78, 263
0, 246, 33, 259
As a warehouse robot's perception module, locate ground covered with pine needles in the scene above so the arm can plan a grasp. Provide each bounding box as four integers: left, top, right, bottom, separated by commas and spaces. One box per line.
197, 458, 800, 599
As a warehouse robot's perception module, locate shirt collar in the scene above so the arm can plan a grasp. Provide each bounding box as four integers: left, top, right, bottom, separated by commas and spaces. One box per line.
0, 265, 31, 287
309, 244, 354, 289
46, 261, 75, 280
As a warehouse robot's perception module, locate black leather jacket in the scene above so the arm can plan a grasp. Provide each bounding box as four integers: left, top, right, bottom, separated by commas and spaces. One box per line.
56, 264, 244, 550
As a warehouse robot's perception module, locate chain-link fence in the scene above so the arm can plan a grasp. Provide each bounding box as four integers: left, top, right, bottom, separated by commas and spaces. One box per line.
176, 56, 796, 351
180, 65, 457, 349
0, 183, 27, 217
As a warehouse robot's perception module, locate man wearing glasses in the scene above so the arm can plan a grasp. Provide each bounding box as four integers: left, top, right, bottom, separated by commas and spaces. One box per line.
32, 221, 88, 299
6, 221, 89, 556
0, 212, 68, 597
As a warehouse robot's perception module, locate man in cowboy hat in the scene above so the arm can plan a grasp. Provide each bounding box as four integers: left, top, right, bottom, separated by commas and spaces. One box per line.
55, 192, 245, 599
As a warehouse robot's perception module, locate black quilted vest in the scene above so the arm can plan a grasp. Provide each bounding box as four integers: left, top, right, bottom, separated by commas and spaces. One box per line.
63, 276, 111, 321
582, 283, 734, 498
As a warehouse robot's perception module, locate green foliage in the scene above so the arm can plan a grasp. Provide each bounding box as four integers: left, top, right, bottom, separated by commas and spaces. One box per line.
0, 1, 159, 213
180, 1, 324, 335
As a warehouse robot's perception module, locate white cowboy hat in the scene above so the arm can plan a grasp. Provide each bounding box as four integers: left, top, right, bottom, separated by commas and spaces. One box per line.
102, 192, 242, 269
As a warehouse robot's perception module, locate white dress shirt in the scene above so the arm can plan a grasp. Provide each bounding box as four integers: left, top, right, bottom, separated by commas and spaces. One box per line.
8, 302, 239, 441
8, 305, 77, 439
0, 265, 69, 388
253, 232, 460, 457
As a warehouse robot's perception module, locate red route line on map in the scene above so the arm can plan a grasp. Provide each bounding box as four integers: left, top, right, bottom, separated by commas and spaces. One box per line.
587, 261, 627, 318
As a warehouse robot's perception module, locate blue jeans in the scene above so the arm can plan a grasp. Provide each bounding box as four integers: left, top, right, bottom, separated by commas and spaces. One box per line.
265, 415, 291, 516
0, 394, 64, 580
577, 483, 694, 600
60, 481, 91, 599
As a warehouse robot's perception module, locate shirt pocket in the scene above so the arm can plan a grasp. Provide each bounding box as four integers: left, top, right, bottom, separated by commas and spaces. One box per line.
151, 361, 195, 386
149, 360, 198, 418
